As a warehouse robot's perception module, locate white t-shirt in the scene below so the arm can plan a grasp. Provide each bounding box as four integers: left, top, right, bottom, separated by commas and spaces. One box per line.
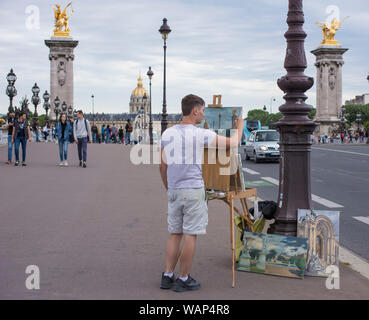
161, 124, 217, 189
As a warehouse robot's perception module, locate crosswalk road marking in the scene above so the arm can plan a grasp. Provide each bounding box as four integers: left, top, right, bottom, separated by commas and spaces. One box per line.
242, 168, 260, 175
353, 216, 369, 226
261, 177, 344, 209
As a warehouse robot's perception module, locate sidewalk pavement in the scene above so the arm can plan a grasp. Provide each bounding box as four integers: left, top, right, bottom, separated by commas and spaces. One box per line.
1, 142, 369, 300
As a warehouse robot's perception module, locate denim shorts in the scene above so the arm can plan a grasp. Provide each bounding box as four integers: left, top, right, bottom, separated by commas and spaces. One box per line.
167, 188, 208, 235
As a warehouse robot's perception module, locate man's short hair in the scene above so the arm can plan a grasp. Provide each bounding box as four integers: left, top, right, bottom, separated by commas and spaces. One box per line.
181, 94, 205, 116
19, 111, 26, 117
77, 110, 83, 115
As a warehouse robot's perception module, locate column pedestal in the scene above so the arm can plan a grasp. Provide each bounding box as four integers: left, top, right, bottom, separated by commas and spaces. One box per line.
45, 37, 79, 119
311, 45, 348, 136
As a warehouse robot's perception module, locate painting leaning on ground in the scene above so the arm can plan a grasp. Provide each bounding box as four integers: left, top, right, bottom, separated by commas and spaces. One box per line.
237, 232, 309, 279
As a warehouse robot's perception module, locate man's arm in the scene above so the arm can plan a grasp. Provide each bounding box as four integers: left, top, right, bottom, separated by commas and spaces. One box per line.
159, 147, 168, 190
209, 116, 244, 149
12, 125, 15, 142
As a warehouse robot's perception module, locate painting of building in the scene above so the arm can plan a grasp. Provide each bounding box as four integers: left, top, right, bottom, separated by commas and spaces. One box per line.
237, 232, 308, 279
297, 209, 340, 277
199, 107, 243, 131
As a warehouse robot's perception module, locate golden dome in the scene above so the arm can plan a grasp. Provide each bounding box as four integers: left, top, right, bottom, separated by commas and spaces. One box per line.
131, 74, 149, 97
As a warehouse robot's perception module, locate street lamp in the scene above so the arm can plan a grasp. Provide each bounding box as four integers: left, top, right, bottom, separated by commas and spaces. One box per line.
61, 101, 67, 114
263, 105, 267, 112
43, 90, 50, 123
270, 97, 276, 114
159, 18, 171, 134
356, 112, 362, 132
6, 69, 17, 114
142, 92, 148, 130
268, 0, 316, 236
68, 105, 73, 118
54, 96, 61, 123
147, 66, 154, 145
91, 94, 95, 126
31, 83, 40, 126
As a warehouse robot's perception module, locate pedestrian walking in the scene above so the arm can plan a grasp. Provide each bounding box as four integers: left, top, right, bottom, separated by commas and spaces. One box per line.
56, 113, 73, 166
125, 120, 132, 145
159, 94, 244, 292
12, 111, 31, 166
73, 110, 92, 168
118, 126, 124, 144
42, 124, 49, 142
33, 122, 40, 142
111, 123, 117, 143
105, 125, 111, 143
92, 124, 98, 143
101, 125, 106, 143
5, 110, 15, 164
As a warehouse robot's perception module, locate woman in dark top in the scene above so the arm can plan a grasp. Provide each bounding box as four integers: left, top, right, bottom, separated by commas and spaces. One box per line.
12, 111, 31, 166
56, 113, 72, 166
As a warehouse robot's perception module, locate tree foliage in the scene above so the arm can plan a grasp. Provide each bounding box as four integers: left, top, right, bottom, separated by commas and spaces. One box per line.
344, 104, 369, 126
246, 109, 283, 128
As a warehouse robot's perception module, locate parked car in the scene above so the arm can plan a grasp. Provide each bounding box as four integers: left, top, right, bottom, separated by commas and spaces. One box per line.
244, 129, 280, 162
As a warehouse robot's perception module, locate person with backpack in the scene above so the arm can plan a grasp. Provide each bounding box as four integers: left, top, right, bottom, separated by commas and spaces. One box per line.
5, 110, 15, 164
73, 110, 92, 168
12, 111, 31, 166
125, 119, 132, 145
56, 113, 73, 166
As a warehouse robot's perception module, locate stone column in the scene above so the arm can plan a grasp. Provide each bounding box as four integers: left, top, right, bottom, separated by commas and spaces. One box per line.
45, 37, 79, 119
311, 46, 348, 136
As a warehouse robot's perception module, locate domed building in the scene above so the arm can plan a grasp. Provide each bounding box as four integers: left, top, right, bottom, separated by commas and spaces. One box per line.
129, 74, 150, 114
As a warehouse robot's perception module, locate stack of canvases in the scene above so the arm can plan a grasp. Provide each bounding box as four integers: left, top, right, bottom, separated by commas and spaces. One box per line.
237, 210, 340, 279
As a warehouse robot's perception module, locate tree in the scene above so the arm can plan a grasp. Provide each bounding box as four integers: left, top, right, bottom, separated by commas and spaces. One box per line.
247, 109, 270, 126
344, 104, 369, 127
308, 108, 316, 120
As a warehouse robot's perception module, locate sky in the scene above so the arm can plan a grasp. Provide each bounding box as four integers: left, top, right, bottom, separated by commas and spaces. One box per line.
0, 0, 368, 116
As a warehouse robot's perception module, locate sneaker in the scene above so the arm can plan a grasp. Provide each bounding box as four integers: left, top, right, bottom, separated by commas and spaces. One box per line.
64, 161, 68, 167
59, 162, 64, 166
160, 273, 175, 290
14, 161, 19, 166
6, 160, 11, 164
172, 275, 200, 292
83, 162, 87, 168
79, 161, 82, 167
22, 163, 27, 167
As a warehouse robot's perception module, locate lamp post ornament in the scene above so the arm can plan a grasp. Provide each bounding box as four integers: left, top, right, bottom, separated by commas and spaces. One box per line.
147, 66, 154, 145
6, 69, 17, 114
159, 18, 171, 134
269, 0, 316, 237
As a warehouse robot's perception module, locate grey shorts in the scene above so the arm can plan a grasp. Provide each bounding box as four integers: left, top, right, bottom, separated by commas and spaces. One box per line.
167, 188, 208, 235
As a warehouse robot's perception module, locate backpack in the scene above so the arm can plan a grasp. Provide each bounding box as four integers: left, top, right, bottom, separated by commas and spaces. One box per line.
76, 119, 90, 142
249, 201, 277, 220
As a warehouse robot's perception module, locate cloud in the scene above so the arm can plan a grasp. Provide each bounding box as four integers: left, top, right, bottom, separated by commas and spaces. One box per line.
0, 0, 368, 115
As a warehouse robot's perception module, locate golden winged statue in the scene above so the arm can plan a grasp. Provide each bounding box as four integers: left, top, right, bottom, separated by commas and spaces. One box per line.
53, 2, 74, 37
316, 17, 348, 46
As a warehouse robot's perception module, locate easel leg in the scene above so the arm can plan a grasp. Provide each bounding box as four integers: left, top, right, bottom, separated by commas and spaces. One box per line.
230, 195, 235, 288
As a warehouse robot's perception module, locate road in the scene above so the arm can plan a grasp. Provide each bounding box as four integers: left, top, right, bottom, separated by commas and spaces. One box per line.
240, 144, 369, 262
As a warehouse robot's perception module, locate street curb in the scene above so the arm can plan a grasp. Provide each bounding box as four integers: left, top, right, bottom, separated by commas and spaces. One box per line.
339, 246, 369, 280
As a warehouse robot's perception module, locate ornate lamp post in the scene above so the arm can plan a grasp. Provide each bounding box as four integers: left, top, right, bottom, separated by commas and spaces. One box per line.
54, 96, 61, 123
6, 69, 17, 114
61, 101, 67, 114
356, 112, 361, 132
68, 105, 73, 118
31, 83, 40, 127
270, 97, 276, 114
159, 18, 171, 134
269, 0, 316, 236
43, 90, 50, 124
142, 92, 148, 130
91, 94, 95, 126
147, 66, 154, 145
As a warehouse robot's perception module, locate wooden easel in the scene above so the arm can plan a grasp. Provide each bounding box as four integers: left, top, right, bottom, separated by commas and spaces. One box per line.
203, 149, 257, 287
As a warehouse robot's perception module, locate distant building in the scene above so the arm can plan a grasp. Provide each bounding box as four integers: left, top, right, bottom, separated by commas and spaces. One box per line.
83, 73, 182, 137
345, 94, 369, 105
